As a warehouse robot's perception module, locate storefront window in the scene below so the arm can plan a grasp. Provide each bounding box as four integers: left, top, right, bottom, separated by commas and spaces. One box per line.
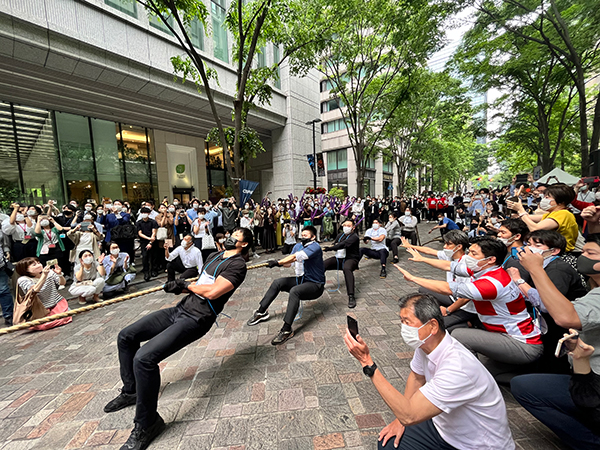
206, 142, 229, 202
92, 118, 124, 202
0, 101, 22, 209
14, 105, 64, 205
118, 124, 156, 207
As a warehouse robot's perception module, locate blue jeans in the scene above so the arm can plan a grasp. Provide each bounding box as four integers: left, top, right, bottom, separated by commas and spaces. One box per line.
0, 270, 13, 321
378, 419, 457, 450
511, 374, 600, 450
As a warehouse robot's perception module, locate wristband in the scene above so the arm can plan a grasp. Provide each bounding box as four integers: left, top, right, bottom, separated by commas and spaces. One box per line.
518, 212, 527, 218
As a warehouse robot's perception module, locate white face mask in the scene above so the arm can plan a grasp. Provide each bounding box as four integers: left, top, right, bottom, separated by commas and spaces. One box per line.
105, 204, 112, 209
110, 248, 120, 256
343, 226, 352, 234
84, 215, 93, 221
97, 210, 103, 215
372, 224, 379, 230
85, 206, 92, 211
498, 236, 516, 247
491, 218, 497, 224
401, 321, 432, 350
218, 238, 226, 244
40, 219, 50, 228
443, 247, 459, 259
405, 211, 411, 216
27, 210, 36, 216
539, 197, 553, 211
184, 240, 193, 248
15, 213, 24, 222
464, 254, 492, 272
595, 192, 600, 202
114, 205, 122, 212
198, 214, 205, 220
82, 256, 93, 265
168, 207, 175, 213
141, 213, 149, 219
193, 204, 199, 209
528, 247, 553, 259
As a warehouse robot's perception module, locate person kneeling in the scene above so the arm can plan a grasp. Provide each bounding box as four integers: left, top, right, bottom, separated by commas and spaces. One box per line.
69, 250, 106, 305
247, 226, 325, 345
344, 293, 515, 450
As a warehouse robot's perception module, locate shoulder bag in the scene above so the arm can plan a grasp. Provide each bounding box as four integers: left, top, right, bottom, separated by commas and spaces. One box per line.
13, 282, 48, 324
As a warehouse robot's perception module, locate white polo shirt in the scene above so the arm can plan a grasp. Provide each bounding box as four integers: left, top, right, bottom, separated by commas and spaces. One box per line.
410, 333, 515, 450
166, 244, 203, 270
365, 226, 387, 251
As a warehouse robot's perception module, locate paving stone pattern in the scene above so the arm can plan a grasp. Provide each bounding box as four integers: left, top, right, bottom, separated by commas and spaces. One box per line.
0, 225, 570, 449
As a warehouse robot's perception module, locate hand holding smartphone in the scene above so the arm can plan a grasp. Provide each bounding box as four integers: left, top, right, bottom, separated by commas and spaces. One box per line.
347, 315, 359, 340
555, 331, 579, 358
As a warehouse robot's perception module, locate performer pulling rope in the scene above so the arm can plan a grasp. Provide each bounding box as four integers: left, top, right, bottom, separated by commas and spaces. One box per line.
0, 261, 269, 336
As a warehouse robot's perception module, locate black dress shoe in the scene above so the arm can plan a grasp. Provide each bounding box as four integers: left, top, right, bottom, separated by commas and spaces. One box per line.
104, 389, 137, 413
348, 295, 356, 309
380, 267, 387, 278
144, 273, 151, 282
120, 414, 165, 450
271, 329, 294, 345
4, 318, 12, 326
151, 272, 158, 278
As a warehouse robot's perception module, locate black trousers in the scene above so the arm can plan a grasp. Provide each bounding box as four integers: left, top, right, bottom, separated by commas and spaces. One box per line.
401, 229, 418, 246
323, 257, 359, 296
427, 209, 437, 221
386, 238, 402, 258
166, 256, 199, 282
141, 242, 159, 275
360, 247, 389, 266
117, 306, 213, 428
258, 277, 324, 326
282, 243, 295, 255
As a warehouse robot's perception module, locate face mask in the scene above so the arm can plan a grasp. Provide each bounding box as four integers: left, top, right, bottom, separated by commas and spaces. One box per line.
105, 204, 112, 209
372, 224, 379, 230
183, 240, 193, 248
529, 247, 554, 259
577, 255, 600, 275
401, 321, 432, 350
174, 201, 179, 205
343, 226, 352, 234
141, 213, 149, 219
498, 236, 516, 247
85, 206, 92, 211
464, 254, 491, 272
443, 247, 459, 259
15, 214, 24, 222
197, 214, 205, 220
223, 236, 239, 250
40, 219, 50, 228
27, 210, 36, 216
97, 210, 103, 215
301, 237, 312, 245
110, 248, 120, 256
539, 198, 553, 211
491, 218, 497, 224
193, 204, 199, 209
580, 185, 588, 191
596, 192, 600, 202
114, 205, 122, 212
168, 207, 175, 213
405, 211, 411, 216
84, 215, 93, 221
82, 256, 93, 265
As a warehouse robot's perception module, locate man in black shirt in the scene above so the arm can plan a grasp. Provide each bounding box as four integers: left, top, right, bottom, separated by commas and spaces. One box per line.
104, 228, 252, 450
136, 207, 159, 282
323, 220, 361, 308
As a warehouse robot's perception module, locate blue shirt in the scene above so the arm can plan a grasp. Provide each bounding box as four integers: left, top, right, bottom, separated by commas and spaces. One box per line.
440, 217, 460, 231
292, 241, 325, 284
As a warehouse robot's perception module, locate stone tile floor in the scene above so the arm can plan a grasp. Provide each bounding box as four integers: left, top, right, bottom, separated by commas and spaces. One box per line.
0, 226, 570, 449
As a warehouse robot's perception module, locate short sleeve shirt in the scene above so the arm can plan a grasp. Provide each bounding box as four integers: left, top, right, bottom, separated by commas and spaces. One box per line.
365, 227, 387, 251
136, 219, 158, 245
18, 271, 63, 309
177, 252, 247, 320
573, 288, 600, 373
440, 217, 459, 230
542, 209, 578, 252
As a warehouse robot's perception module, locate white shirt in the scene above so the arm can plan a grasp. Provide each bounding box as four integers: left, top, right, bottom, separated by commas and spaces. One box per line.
410, 333, 515, 450
399, 215, 417, 230
166, 244, 203, 269
365, 226, 387, 250
1, 218, 34, 241
192, 219, 210, 238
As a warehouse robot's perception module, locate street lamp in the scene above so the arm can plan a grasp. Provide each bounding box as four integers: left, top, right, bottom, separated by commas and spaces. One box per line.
306, 119, 322, 189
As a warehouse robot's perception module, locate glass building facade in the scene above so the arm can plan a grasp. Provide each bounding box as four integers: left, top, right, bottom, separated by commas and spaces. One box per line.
0, 100, 158, 210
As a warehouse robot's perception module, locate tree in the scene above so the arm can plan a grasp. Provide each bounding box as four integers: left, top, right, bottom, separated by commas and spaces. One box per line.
467, 0, 600, 174
136, 0, 324, 196
453, 13, 580, 173
301, 0, 459, 195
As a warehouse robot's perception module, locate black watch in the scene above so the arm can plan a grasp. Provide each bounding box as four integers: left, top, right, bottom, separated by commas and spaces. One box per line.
362, 362, 378, 377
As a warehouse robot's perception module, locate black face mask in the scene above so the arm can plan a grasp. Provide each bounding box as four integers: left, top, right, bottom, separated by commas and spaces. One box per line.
224, 236, 238, 250
301, 237, 312, 245
577, 255, 600, 275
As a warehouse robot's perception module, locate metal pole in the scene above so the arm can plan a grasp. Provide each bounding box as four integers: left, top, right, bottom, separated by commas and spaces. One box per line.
312, 121, 317, 189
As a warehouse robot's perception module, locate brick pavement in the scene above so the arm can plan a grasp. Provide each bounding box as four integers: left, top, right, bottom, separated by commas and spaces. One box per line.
0, 227, 570, 450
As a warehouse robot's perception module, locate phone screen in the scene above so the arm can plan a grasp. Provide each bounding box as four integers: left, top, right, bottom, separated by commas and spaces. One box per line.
347, 315, 359, 340
80, 221, 90, 232
46, 259, 58, 268
555, 332, 579, 358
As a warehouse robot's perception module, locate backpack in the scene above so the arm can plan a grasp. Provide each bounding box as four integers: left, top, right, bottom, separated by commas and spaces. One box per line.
111, 222, 136, 240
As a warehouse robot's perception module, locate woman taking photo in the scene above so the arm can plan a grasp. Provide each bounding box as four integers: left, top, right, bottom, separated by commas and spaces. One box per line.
33, 215, 66, 268
15, 257, 71, 330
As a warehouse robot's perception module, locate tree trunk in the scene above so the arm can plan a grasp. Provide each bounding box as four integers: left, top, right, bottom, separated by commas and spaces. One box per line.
574, 68, 590, 174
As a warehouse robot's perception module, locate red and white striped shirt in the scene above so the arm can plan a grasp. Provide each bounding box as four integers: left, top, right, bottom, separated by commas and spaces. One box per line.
449, 266, 542, 345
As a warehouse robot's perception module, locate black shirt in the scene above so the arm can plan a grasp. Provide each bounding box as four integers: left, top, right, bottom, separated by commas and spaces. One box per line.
329, 232, 361, 261
177, 252, 247, 320
544, 258, 587, 301
136, 219, 158, 245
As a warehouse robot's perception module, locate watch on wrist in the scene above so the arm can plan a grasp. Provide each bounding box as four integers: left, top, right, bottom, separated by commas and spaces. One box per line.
445, 307, 451, 316
362, 362, 378, 377
515, 278, 526, 285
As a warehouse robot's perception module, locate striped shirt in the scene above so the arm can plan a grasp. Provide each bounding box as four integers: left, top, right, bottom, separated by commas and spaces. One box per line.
18, 271, 63, 309
449, 266, 542, 345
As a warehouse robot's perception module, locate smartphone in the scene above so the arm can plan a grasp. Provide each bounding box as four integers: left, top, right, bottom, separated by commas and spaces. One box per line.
46, 259, 58, 268
555, 331, 579, 358
80, 221, 90, 232
347, 315, 359, 340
